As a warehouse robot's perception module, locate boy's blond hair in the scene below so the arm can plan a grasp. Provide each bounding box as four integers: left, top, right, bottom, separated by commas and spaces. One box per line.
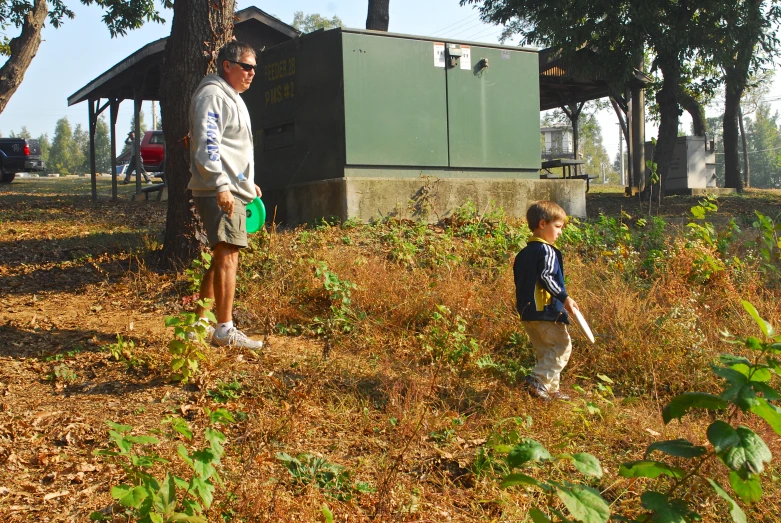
526, 201, 567, 231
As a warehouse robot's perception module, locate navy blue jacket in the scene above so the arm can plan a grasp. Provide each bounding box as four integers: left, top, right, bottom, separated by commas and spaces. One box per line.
513, 238, 570, 324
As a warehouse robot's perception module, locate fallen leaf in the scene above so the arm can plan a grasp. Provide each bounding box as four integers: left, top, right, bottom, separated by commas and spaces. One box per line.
43, 490, 69, 501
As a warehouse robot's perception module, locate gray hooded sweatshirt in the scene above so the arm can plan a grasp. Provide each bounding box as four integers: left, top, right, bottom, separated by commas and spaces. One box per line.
188, 74, 256, 204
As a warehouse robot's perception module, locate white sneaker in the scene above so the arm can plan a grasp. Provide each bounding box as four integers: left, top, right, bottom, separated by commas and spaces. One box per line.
186, 321, 215, 343
212, 327, 263, 350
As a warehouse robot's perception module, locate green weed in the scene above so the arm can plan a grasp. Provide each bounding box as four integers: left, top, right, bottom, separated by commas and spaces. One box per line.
419, 305, 478, 370
106, 334, 143, 367
276, 452, 374, 501
165, 300, 216, 384
207, 379, 243, 404
90, 408, 236, 522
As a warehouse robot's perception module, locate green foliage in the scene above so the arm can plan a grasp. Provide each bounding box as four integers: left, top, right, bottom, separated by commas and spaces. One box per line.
276, 452, 373, 501
489, 437, 608, 523
311, 260, 361, 337
106, 333, 143, 367
47, 363, 77, 383
749, 211, 781, 273
165, 300, 215, 383
186, 251, 212, 293
745, 102, 781, 189
291, 11, 342, 33
48, 117, 80, 175
488, 301, 780, 522
419, 305, 479, 370
207, 379, 243, 404
685, 196, 740, 281
429, 417, 465, 444
90, 409, 235, 522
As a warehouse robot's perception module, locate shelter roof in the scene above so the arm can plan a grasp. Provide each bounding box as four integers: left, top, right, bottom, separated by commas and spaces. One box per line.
539, 46, 650, 111
67, 7, 299, 106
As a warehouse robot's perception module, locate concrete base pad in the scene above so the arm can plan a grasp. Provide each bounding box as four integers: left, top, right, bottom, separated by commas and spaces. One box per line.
278, 177, 586, 225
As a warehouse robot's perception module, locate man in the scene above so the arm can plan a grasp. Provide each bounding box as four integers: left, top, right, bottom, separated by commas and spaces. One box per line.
188, 41, 262, 350
123, 130, 151, 184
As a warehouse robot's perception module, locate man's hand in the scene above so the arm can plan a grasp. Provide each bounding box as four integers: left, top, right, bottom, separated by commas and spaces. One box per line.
563, 296, 579, 314
254, 184, 262, 198
216, 191, 235, 218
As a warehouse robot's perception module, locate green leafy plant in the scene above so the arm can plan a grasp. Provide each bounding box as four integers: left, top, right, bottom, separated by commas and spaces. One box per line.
311, 261, 361, 337
186, 251, 212, 292
207, 379, 243, 404
106, 334, 144, 367
90, 408, 235, 522
493, 438, 608, 522
165, 300, 216, 383
47, 363, 77, 383
276, 452, 374, 501
685, 196, 739, 282
749, 210, 781, 273
419, 304, 478, 370
429, 417, 465, 444
491, 300, 781, 522
44, 345, 85, 362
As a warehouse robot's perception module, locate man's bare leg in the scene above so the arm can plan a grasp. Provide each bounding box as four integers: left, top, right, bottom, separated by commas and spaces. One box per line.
196, 242, 238, 320
211, 242, 239, 324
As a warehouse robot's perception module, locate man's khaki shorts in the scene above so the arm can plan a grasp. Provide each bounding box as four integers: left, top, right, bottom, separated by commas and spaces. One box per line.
194, 196, 248, 248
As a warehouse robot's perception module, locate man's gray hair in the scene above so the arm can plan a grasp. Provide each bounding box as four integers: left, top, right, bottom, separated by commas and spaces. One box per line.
217, 41, 256, 75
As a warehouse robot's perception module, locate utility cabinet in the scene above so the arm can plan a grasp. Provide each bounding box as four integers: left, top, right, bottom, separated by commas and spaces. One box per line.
644, 136, 717, 192
242, 28, 585, 223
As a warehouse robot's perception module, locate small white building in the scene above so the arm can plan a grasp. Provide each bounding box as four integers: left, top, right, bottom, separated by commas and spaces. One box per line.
541, 126, 574, 160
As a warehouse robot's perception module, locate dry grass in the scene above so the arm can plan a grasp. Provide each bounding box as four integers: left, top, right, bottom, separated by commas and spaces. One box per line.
1, 178, 781, 521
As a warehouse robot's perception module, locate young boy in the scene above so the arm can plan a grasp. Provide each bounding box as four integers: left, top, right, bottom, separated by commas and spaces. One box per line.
513, 201, 579, 401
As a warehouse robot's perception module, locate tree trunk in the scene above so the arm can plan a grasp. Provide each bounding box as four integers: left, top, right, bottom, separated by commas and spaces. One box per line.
652, 58, 681, 197
158, 0, 236, 270
723, 86, 744, 191
366, 0, 390, 31
679, 90, 707, 136
0, 0, 48, 114
721, 0, 761, 191
738, 104, 750, 187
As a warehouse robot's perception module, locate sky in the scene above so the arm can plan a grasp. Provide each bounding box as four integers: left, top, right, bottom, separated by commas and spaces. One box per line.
1, 0, 779, 167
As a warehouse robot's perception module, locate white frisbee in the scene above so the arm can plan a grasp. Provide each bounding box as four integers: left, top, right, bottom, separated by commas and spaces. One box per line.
572, 308, 595, 344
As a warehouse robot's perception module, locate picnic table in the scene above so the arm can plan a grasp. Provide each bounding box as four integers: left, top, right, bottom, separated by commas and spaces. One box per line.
539, 159, 597, 192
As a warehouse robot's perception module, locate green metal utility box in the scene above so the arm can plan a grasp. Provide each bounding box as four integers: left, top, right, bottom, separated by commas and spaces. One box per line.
244, 28, 585, 223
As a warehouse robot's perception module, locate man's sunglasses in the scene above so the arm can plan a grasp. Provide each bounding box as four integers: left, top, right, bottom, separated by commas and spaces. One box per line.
228, 60, 256, 72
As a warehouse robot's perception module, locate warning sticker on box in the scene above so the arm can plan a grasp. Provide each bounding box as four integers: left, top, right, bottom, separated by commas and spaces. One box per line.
434, 42, 445, 67
460, 45, 471, 70
501, 50, 511, 60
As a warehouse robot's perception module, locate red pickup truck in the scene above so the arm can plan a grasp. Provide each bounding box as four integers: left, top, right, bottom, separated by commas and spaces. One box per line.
140, 130, 165, 172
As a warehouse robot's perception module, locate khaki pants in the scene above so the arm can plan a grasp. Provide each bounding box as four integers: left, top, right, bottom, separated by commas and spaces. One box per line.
523, 321, 572, 393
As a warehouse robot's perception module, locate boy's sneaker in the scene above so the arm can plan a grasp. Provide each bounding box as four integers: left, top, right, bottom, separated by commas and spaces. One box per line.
212, 327, 263, 350
549, 390, 570, 401
524, 375, 551, 401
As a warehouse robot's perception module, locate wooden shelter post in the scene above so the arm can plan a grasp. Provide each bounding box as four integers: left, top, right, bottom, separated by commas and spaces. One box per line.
110, 97, 119, 201
631, 55, 646, 193
133, 87, 142, 195
89, 99, 97, 201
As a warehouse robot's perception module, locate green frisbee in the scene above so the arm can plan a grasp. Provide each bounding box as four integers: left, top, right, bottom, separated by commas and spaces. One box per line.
245, 197, 266, 234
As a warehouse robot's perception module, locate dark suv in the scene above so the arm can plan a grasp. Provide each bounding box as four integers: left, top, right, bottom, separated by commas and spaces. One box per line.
0, 138, 45, 183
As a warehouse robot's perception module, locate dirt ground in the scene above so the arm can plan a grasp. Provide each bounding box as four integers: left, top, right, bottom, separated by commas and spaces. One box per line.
586, 186, 781, 220
1, 178, 779, 521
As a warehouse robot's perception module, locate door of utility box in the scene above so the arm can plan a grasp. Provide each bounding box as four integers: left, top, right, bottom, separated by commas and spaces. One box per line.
341, 32, 539, 170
